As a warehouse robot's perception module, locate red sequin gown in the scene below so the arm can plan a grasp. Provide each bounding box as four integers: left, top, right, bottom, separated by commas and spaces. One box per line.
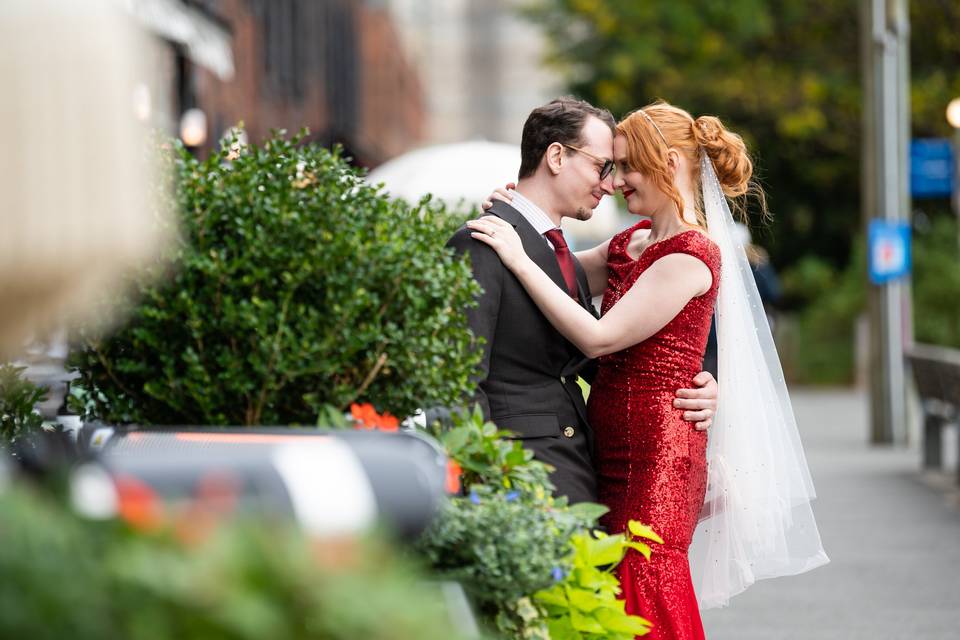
587, 221, 720, 640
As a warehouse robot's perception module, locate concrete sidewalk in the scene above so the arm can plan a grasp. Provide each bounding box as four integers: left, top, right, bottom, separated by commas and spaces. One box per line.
701, 388, 960, 640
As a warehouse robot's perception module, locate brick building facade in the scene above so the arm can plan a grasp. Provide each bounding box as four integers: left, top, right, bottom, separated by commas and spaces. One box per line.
185, 0, 425, 166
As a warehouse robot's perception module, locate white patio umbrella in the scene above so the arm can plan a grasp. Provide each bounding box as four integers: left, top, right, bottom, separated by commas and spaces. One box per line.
366, 140, 624, 247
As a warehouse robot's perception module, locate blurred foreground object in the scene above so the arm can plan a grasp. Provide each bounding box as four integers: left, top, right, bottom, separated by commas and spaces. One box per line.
0, 0, 172, 357
78, 426, 448, 539
0, 479, 471, 640
367, 140, 623, 245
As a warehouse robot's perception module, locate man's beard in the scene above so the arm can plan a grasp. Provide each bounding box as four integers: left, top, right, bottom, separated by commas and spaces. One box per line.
574, 207, 594, 221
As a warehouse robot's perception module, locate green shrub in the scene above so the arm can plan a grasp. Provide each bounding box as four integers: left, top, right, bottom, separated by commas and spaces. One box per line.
779, 238, 866, 385
70, 130, 481, 425
414, 484, 587, 637
416, 407, 637, 638
780, 214, 960, 384
0, 364, 47, 446
913, 214, 960, 348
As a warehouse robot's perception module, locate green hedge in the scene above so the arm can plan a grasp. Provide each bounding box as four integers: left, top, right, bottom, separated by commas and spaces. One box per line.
779, 212, 960, 384
912, 214, 960, 348
70, 131, 481, 425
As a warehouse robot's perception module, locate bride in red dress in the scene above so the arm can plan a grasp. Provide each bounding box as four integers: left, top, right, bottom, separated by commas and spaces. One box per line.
469, 101, 757, 639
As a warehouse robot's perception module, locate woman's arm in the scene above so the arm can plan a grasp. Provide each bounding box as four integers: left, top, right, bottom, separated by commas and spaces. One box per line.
512, 253, 710, 357
574, 240, 611, 297
467, 218, 711, 358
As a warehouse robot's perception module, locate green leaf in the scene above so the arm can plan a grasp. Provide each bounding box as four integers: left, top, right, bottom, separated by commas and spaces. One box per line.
624, 541, 652, 561
547, 618, 582, 640
566, 501, 609, 524
628, 521, 664, 544
569, 608, 605, 633
514, 596, 541, 623
505, 448, 528, 466
534, 586, 569, 607
442, 426, 470, 453
585, 532, 629, 567
564, 585, 602, 612
594, 606, 654, 635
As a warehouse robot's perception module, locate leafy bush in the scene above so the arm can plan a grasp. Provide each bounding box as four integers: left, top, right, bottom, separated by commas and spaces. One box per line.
912, 214, 960, 348
779, 213, 960, 384
0, 364, 47, 446
778, 238, 866, 385
70, 130, 481, 425
415, 407, 655, 639
0, 482, 468, 640
415, 484, 587, 636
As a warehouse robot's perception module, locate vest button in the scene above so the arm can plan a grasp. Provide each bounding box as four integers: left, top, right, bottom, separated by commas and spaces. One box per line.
563, 426, 575, 438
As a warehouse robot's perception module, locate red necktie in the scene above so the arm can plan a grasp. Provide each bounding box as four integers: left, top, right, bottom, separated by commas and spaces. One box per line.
544, 228, 579, 300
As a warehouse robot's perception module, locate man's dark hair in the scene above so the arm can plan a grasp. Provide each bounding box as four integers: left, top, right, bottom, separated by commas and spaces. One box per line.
518, 96, 616, 179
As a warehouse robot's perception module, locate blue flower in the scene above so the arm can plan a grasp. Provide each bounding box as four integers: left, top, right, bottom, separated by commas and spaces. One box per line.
551, 566, 566, 583
504, 490, 520, 502
469, 490, 481, 505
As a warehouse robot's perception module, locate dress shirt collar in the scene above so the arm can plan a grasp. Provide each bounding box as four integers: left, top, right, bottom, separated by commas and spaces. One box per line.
509, 190, 560, 237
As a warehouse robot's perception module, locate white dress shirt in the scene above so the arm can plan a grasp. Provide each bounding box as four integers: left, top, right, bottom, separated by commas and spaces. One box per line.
507, 190, 563, 249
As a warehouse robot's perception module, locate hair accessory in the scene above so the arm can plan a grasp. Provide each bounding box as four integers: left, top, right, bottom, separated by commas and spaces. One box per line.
638, 109, 668, 145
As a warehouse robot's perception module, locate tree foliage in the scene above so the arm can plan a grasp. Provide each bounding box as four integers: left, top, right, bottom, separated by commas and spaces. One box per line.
0, 364, 46, 446
525, 0, 960, 274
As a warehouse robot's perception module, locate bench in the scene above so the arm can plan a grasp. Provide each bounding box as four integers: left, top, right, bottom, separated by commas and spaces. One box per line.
906, 343, 960, 486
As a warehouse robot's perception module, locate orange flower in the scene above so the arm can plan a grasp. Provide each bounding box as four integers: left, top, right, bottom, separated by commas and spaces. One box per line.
377, 411, 399, 432
114, 474, 165, 532
350, 403, 399, 432
445, 460, 463, 494
350, 403, 379, 430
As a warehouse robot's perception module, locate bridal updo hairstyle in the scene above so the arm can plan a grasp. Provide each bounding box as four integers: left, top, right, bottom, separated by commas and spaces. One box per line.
616, 101, 765, 227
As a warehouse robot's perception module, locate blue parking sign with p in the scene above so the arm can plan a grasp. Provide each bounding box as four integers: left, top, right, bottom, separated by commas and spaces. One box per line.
868, 219, 911, 284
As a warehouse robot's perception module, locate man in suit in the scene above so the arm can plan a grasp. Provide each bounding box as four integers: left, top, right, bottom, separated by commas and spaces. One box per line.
447, 97, 717, 504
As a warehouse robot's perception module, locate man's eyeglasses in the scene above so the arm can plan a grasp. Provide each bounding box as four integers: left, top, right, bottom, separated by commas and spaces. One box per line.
561, 143, 615, 181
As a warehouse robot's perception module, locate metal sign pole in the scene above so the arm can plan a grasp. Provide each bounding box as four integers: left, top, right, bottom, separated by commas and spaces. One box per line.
862, 0, 911, 445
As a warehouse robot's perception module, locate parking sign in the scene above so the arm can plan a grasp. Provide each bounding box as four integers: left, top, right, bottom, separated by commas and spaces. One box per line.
868, 219, 911, 284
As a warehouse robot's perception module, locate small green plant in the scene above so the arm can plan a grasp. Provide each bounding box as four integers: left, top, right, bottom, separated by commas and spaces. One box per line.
0, 364, 47, 446
417, 406, 637, 638
70, 129, 482, 426
534, 522, 664, 639
428, 405, 556, 493
414, 484, 585, 637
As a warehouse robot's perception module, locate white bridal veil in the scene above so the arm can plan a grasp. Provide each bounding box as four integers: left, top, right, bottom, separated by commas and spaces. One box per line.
689, 154, 830, 609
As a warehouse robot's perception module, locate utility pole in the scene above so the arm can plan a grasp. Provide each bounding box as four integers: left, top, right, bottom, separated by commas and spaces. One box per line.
861, 0, 911, 445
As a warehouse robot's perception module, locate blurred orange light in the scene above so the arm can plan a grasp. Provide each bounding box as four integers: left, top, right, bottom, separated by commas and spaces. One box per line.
180, 108, 207, 146
947, 98, 960, 129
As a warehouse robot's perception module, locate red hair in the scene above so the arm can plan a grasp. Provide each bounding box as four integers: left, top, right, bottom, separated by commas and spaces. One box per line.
616, 101, 763, 226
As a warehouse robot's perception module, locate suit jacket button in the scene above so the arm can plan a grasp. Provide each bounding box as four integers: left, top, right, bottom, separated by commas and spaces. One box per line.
560, 375, 567, 384
563, 426, 575, 438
